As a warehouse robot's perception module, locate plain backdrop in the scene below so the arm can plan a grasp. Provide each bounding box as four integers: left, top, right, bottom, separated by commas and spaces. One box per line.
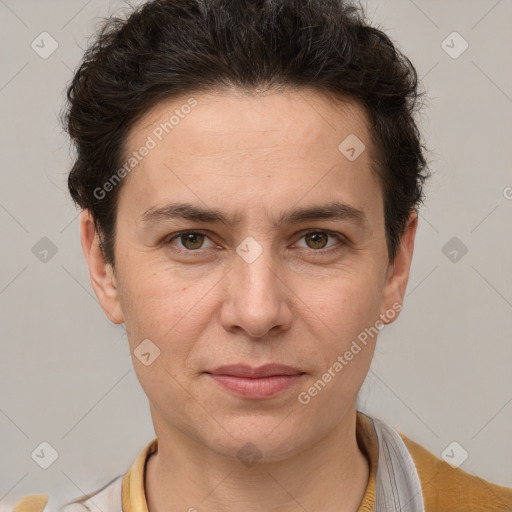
1, 0, 511, 507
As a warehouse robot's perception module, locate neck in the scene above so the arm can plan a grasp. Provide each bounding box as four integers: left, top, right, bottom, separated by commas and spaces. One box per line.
145, 409, 369, 512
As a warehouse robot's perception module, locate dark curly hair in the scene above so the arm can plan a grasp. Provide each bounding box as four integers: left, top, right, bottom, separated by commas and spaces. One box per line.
64, 0, 430, 268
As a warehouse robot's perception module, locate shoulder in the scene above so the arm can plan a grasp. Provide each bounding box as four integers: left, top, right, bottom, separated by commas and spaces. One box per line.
12, 495, 48, 512
11, 475, 123, 512
398, 432, 512, 512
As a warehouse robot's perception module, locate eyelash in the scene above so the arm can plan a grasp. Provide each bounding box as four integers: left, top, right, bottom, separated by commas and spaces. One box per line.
164, 229, 346, 256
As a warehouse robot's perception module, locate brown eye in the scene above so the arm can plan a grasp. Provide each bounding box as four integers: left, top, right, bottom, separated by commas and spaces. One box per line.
304, 232, 329, 249
166, 231, 215, 252
294, 230, 345, 254
180, 232, 206, 250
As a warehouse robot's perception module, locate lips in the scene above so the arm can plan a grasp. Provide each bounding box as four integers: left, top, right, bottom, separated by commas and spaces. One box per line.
205, 364, 306, 399
206, 364, 304, 378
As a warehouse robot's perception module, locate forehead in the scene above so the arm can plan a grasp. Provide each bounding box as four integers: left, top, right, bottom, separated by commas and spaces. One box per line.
118, 87, 382, 227
126, 86, 373, 158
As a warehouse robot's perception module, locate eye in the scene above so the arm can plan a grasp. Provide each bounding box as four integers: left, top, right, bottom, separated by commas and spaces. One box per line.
166, 231, 217, 251
164, 229, 346, 255
294, 230, 345, 253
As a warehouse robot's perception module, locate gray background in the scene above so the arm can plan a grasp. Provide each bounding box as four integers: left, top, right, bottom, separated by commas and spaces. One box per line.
1, 0, 511, 507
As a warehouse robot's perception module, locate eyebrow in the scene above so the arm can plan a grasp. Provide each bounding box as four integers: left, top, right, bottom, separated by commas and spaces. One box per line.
140, 200, 367, 230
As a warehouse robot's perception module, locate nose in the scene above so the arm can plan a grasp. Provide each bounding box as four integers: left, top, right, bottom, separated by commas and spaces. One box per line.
219, 243, 293, 339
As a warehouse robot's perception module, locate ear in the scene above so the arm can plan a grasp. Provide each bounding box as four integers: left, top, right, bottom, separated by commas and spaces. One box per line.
79, 209, 124, 324
379, 210, 418, 324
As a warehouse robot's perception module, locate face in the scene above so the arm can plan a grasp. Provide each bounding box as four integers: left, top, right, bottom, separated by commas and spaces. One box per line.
81, 86, 417, 461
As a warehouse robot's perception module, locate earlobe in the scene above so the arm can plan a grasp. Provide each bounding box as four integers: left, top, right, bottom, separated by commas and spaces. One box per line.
379, 211, 418, 325
79, 210, 124, 325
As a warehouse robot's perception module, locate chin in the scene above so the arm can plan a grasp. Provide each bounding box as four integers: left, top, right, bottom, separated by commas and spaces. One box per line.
200, 413, 316, 463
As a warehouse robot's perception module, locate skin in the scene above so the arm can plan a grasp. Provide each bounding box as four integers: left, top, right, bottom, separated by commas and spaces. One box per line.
80, 86, 418, 512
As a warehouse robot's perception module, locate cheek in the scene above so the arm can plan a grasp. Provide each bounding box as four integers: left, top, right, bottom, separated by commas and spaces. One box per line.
296, 269, 383, 336
116, 269, 184, 353
120, 273, 208, 405
296, 277, 381, 406
293, 273, 383, 397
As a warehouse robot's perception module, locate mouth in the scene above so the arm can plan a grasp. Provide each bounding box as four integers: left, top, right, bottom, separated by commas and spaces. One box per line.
204, 364, 306, 399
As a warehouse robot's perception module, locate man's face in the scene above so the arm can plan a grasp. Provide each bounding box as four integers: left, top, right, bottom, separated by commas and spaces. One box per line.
82, 87, 415, 460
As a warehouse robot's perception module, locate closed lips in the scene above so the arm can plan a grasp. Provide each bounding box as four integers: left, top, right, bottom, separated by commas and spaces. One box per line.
206, 364, 305, 378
